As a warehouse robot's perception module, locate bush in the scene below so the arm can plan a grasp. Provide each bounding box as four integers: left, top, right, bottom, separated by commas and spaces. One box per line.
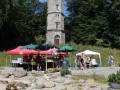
60, 70, 71, 76
108, 70, 120, 84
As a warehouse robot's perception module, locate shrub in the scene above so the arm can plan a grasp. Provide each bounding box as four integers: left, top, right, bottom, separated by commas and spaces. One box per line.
108, 70, 120, 84
60, 70, 71, 76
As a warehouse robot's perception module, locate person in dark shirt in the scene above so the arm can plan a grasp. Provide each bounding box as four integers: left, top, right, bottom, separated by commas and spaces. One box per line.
35, 53, 41, 70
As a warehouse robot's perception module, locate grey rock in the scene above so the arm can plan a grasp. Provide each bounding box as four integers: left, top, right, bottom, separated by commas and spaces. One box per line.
16, 86, 22, 90
1, 70, 10, 78
13, 70, 27, 78
109, 83, 120, 89
0, 83, 7, 90
44, 81, 55, 88
85, 79, 98, 87
65, 75, 72, 78
64, 80, 73, 85
36, 78, 46, 85
79, 79, 85, 83
15, 82, 27, 89
36, 84, 45, 89
52, 78, 65, 83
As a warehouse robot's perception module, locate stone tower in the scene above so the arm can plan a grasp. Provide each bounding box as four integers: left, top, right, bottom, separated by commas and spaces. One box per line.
46, 0, 65, 45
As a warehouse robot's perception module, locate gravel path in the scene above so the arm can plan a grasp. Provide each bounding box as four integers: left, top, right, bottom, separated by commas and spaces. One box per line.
2, 67, 120, 77
71, 67, 120, 77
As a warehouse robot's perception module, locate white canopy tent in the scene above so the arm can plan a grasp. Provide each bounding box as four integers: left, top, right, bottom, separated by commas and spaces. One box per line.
76, 50, 102, 64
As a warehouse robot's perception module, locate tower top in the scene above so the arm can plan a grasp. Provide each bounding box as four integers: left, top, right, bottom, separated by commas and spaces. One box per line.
47, 0, 64, 14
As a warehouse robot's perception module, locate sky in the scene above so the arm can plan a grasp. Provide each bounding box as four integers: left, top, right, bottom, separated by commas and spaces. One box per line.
39, 0, 68, 16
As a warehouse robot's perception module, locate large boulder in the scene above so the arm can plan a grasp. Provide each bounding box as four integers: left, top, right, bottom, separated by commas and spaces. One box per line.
109, 83, 120, 89
36, 84, 45, 89
36, 78, 46, 85
21, 80, 31, 86
64, 80, 73, 85
1, 70, 10, 78
85, 79, 98, 87
44, 74, 51, 81
13, 70, 27, 78
79, 79, 85, 83
0, 83, 7, 90
52, 78, 65, 83
44, 81, 55, 88
15, 82, 27, 89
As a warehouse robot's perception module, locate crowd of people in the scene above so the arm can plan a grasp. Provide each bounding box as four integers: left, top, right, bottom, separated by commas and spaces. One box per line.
16, 52, 115, 71
21, 53, 46, 71
76, 53, 115, 70
75, 53, 98, 70
21, 52, 68, 71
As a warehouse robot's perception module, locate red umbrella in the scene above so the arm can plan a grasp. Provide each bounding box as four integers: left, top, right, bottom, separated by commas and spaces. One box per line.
6, 46, 22, 55
6, 46, 38, 55
39, 51, 51, 55
19, 49, 38, 55
39, 48, 70, 55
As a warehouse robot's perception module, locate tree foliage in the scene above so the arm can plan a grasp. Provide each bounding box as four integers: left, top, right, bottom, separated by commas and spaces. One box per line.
65, 0, 120, 48
0, 0, 47, 50
0, 0, 120, 50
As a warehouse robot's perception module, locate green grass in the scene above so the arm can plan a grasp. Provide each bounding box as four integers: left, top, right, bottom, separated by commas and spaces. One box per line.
0, 51, 21, 67
61, 88, 67, 90
72, 74, 108, 84
31, 73, 41, 77
77, 84, 83, 89
0, 43, 120, 67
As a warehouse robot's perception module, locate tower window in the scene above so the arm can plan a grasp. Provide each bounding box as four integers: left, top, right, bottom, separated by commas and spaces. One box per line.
55, 14, 59, 17
54, 35, 60, 45
55, 22, 60, 29
56, 4, 59, 10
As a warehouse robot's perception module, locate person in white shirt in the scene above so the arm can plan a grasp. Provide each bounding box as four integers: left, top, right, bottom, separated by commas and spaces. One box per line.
90, 57, 98, 68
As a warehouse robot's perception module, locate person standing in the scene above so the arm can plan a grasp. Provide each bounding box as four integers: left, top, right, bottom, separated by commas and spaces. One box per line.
22, 54, 28, 71
108, 53, 114, 68
59, 54, 64, 69
35, 53, 41, 71
76, 55, 82, 69
81, 53, 87, 70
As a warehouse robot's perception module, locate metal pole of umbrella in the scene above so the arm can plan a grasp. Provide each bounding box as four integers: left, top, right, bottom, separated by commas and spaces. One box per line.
31, 58, 33, 71
6, 55, 7, 67
45, 45, 47, 72
15, 63, 16, 71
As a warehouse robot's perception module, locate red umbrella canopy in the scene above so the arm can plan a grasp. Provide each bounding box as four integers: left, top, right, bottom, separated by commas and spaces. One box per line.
19, 49, 38, 55
39, 48, 70, 55
39, 51, 51, 55
6, 46, 22, 55
6, 46, 38, 55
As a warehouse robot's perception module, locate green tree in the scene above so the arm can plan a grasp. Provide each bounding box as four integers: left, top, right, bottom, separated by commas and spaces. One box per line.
65, 0, 110, 47
107, 0, 120, 48
0, 0, 47, 50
